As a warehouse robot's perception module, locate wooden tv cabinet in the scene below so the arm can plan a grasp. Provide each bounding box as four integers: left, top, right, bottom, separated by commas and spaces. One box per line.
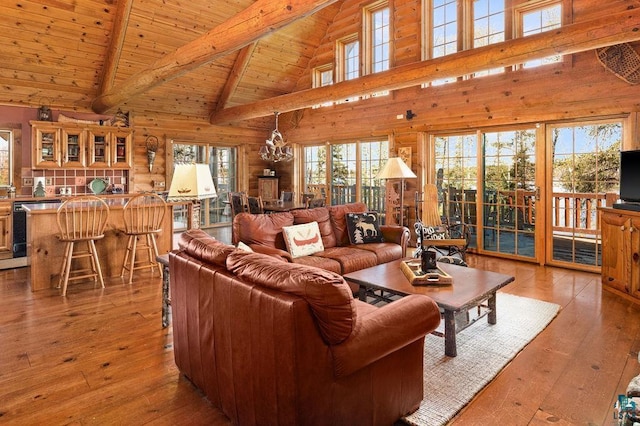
599, 207, 640, 302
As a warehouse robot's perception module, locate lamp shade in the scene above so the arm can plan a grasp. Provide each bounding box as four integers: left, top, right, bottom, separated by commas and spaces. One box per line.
376, 157, 417, 180
167, 164, 217, 201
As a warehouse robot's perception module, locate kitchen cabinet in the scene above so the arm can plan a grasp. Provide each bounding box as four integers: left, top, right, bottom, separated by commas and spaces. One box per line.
87, 128, 111, 168
31, 121, 133, 170
110, 129, 133, 169
600, 207, 640, 301
32, 122, 61, 168
0, 203, 12, 260
61, 127, 86, 168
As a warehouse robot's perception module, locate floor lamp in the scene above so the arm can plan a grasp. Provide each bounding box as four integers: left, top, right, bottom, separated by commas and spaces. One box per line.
376, 157, 417, 227
167, 163, 217, 229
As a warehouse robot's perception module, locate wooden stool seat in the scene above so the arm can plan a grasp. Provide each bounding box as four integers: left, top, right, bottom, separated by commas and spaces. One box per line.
121, 193, 167, 284
56, 196, 110, 296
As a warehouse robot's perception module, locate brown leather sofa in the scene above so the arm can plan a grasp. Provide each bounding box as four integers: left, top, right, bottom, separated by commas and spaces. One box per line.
232, 202, 410, 278
171, 229, 441, 426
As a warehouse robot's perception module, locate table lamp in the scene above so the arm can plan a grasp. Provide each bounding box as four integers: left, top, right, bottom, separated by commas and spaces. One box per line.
167, 163, 217, 229
376, 157, 417, 227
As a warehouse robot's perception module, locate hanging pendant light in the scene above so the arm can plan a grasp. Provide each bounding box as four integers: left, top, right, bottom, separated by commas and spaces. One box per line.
260, 112, 293, 163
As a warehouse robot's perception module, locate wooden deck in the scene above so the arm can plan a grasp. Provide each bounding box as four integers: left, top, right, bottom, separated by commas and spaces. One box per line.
0, 228, 638, 424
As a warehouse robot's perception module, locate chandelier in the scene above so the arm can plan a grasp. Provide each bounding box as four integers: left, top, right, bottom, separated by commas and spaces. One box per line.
259, 112, 293, 163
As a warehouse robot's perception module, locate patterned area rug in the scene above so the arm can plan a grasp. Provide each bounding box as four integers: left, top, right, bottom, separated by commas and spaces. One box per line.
403, 293, 561, 426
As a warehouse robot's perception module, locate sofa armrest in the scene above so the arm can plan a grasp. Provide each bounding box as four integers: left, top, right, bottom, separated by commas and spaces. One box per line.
331, 295, 440, 377
248, 244, 293, 262
380, 225, 411, 250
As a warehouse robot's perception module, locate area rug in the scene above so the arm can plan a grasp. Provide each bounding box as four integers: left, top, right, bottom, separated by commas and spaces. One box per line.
402, 292, 561, 426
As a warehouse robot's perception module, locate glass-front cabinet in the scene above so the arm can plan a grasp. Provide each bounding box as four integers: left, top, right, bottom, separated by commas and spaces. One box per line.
32, 123, 61, 168
110, 130, 133, 169
87, 129, 111, 168
61, 128, 86, 168
31, 121, 133, 170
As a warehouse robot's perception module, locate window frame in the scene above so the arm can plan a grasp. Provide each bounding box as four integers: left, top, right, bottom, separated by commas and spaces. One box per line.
302, 139, 389, 211
513, 0, 566, 69
422, 0, 569, 85
0, 129, 13, 188
363, 0, 391, 76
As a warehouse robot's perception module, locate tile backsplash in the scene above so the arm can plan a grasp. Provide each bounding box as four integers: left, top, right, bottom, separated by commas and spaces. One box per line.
21, 169, 128, 197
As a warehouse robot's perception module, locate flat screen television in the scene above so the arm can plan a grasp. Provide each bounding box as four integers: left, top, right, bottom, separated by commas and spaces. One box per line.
619, 149, 640, 203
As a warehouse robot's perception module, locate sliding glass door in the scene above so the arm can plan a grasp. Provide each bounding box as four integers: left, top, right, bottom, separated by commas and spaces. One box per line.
548, 121, 621, 269
434, 118, 624, 270
481, 129, 538, 259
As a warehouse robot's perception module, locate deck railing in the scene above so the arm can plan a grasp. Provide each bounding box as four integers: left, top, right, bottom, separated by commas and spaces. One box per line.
445, 188, 617, 237
551, 191, 617, 236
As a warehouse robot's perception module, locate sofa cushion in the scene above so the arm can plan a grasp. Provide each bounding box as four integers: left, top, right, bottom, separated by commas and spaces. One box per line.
233, 211, 294, 250
345, 212, 384, 244
328, 202, 367, 246
291, 207, 336, 248
178, 229, 235, 267
226, 250, 356, 345
347, 242, 403, 264
282, 222, 325, 258
313, 246, 378, 274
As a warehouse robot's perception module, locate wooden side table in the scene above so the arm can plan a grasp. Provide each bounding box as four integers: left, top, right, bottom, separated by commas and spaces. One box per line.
156, 254, 171, 328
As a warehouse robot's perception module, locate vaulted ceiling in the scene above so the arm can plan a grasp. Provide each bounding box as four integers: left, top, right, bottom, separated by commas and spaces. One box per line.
0, 0, 341, 129
2, 0, 640, 133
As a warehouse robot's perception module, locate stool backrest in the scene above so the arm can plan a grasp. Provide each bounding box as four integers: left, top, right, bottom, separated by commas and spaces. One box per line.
57, 196, 110, 240
123, 193, 167, 234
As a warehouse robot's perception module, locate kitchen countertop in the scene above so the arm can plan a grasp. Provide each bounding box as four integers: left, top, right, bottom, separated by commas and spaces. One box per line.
22, 196, 185, 213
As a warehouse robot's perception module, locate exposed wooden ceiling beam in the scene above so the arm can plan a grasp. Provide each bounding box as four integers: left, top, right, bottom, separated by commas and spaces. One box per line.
215, 43, 257, 112
209, 8, 640, 125
91, 0, 339, 114
98, 0, 134, 94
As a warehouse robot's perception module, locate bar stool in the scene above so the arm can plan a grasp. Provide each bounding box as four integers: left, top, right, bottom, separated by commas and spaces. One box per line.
121, 193, 167, 284
56, 196, 110, 296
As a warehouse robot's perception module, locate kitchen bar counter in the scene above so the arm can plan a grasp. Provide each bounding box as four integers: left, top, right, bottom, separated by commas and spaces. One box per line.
24, 196, 185, 292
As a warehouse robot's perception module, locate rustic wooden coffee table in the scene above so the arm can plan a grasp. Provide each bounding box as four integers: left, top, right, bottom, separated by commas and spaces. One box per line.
343, 259, 515, 357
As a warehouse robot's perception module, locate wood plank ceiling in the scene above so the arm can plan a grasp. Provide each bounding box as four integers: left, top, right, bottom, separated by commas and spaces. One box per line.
0, 0, 341, 129
2, 1, 640, 132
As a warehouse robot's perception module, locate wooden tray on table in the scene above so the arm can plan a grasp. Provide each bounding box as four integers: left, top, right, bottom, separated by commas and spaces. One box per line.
400, 259, 453, 286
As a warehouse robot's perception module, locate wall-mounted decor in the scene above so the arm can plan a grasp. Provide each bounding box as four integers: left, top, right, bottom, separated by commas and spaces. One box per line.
146, 135, 159, 172
398, 147, 412, 168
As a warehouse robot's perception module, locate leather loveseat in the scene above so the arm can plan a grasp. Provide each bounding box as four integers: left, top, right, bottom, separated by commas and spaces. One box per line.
232, 202, 410, 279
170, 229, 441, 426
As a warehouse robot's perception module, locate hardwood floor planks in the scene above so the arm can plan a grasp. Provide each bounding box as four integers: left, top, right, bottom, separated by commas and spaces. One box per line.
1, 229, 640, 425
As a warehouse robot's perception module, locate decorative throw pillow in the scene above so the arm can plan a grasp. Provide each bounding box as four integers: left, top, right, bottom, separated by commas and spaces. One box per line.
422, 225, 448, 240
345, 212, 384, 244
282, 221, 325, 258
236, 241, 253, 252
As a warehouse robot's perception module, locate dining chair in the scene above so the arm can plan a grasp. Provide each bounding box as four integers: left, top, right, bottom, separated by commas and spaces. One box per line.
228, 192, 248, 218
56, 196, 110, 296
121, 193, 167, 284
247, 196, 264, 214
280, 191, 295, 202
307, 198, 326, 208
301, 193, 315, 205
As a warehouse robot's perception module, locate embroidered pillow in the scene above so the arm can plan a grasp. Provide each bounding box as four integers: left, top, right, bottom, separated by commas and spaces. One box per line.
282, 221, 325, 258
421, 225, 448, 240
345, 212, 384, 244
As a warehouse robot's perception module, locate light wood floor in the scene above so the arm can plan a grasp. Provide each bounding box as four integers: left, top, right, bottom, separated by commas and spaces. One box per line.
1, 228, 639, 425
